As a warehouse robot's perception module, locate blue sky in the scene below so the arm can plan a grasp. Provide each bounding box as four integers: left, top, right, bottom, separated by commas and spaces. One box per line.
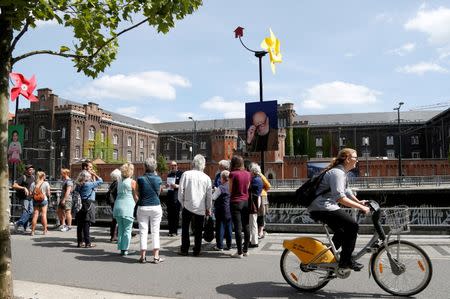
10, 1, 450, 123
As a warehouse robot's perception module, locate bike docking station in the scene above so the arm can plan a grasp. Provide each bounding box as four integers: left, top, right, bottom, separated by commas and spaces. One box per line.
280, 200, 433, 296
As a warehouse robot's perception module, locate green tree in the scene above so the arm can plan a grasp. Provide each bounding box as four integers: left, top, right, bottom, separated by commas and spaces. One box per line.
156, 154, 168, 175
0, 1, 202, 296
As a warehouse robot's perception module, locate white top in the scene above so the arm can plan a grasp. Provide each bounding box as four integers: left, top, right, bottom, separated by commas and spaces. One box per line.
178, 170, 212, 216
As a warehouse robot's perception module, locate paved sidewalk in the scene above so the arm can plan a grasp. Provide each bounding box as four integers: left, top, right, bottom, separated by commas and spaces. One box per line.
14, 280, 173, 299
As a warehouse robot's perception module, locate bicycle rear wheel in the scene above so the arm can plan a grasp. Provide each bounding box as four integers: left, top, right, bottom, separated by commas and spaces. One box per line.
280, 248, 332, 292
371, 240, 432, 296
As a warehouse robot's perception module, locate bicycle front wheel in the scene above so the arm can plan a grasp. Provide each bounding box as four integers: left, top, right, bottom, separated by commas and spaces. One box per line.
280, 249, 332, 292
371, 240, 432, 296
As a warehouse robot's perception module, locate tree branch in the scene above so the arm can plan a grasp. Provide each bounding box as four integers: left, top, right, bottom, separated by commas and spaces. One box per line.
10, 18, 30, 56
12, 50, 88, 65
91, 16, 151, 58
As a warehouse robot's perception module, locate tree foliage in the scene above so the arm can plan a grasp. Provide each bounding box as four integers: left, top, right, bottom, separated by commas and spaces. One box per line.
156, 154, 168, 174
6, 0, 203, 77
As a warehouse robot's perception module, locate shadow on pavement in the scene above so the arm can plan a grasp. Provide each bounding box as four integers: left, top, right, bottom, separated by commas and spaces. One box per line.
216, 281, 394, 299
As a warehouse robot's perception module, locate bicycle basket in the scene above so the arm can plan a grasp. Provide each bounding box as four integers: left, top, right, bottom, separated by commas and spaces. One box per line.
383, 206, 410, 234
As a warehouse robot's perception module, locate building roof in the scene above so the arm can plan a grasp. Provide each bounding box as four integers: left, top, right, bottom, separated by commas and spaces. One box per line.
294, 110, 443, 127
58, 96, 446, 131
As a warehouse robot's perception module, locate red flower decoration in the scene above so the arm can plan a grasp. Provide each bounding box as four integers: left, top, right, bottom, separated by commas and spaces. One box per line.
10, 72, 38, 102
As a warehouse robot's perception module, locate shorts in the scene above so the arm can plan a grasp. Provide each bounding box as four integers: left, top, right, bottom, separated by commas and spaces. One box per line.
33, 200, 48, 207
59, 200, 73, 211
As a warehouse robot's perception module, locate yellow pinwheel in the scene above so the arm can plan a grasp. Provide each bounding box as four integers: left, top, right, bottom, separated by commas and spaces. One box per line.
261, 28, 282, 74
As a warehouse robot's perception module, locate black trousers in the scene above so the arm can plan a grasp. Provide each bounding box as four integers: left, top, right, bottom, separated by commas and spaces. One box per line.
181, 208, 204, 254
309, 209, 359, 266
231, 200, 250, 254
167, 192, 181, 234
77, 220, 91, 245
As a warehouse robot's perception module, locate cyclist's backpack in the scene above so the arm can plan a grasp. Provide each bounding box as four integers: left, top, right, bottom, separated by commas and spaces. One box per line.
295, 171, 330, 207
33, 183, 45, 202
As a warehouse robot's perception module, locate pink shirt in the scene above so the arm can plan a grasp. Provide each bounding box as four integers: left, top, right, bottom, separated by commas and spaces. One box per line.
229, 170, 251, 203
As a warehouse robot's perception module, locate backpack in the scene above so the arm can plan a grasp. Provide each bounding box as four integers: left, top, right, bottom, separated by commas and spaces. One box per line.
203, 216, 215, 242
72, 189, 82, 213
33, 183, 45, 202
295, 171, 330, 207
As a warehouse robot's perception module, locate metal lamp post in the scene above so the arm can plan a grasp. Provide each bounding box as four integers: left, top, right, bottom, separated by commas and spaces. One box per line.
41, 126, 60, 180
362, 137, 369, 176
393, 102, 404, 177
188, 117, 196, 158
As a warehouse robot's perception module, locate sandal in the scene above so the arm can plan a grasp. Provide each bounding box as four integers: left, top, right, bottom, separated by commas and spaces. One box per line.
85, 243, 96, 248
138, 257, 147, 264
150, 257, 165, 264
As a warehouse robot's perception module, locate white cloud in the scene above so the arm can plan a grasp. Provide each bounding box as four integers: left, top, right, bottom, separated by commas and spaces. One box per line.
200, 96, 245, 118
116, 106, 138, 116
73, 71, 191, 101
388, 43, 416, 56
405, 7, 450, 44
301, 81, 380, 110
344, 52, 356, 58
35, 19, 59, 27
396, 62, 448, 75
246, 81, 259, 96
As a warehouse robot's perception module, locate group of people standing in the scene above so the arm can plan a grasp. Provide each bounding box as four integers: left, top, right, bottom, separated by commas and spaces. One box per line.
12, 154, 272, 263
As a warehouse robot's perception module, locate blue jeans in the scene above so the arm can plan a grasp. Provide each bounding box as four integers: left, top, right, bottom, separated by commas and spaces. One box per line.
215, 216, 232, 249
16, 198, 33, 229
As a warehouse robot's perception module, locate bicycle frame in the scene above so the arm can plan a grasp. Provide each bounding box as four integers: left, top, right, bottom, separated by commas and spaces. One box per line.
302, 201, 402, 275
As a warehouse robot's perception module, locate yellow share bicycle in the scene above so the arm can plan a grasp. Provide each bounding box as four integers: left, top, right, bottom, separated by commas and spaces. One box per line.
280, 201, 432, 296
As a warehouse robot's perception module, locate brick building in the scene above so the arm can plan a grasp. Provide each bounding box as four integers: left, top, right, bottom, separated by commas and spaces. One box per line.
10, 88, 450, 180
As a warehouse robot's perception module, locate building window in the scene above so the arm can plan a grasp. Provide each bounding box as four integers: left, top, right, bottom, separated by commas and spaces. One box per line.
61, 127, 66, 139
150, 153, 155, 159
127, 136, 132, 147
113, 149, 118, 160
315, 137, 322, 147
165, 155, 170, 161
200, 141, 206, 150
127, 151, 132, 162
182, 142, 187, 150
38, 126, 46, 140
139, 139, 144, 149
316, 150, 323, 158
75, 146, 80, 159
339, 137, 346, 147
412, 151, 420, 159
411, 135, 419, 145
150, 141, 155, 150
386, 135, 394, 145
139, 152, 144, 161
88, 148, 94, 159
181, 154, 188, 160
101, 131, 105, 143
293, 167, 298, 178
99, 150, 104, 160
24, 128, 29, 141
113, 134, 118, 145
165, 143, 170, 150
88, 126, 95, 141
38, 147, 46, 158
76, 127, 81, 139
362, 136, 370, 146
386, 149, 395, 158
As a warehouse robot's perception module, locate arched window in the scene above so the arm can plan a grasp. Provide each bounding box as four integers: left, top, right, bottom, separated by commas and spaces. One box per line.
113, 149, 118, 160
127, 136, 132, 147
88, 126, 95, 141
113, 134, 118, 145
101, 131, 105, 143
127, 151, 132, 162
150, 141, 155, 150
61, 127, 66, 139
76, 127, 81, 139
38, 126, 46, 140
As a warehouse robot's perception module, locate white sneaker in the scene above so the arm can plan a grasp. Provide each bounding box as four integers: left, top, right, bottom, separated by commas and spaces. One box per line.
231, 252, 243, 258
212, 246, 223, 252
243, 251, 249, 257
60, 225, 69, 232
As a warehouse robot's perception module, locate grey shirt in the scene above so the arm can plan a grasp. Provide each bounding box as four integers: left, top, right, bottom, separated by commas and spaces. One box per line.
307, 164, 355, 212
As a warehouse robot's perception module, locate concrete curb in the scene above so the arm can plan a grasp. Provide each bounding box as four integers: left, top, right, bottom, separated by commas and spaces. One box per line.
13, 280, 174, 299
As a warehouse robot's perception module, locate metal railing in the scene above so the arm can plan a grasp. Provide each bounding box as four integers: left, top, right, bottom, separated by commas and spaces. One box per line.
269, 175, 450, 190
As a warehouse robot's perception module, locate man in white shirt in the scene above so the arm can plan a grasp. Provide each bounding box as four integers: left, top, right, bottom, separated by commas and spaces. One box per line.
178, 154, 212, 256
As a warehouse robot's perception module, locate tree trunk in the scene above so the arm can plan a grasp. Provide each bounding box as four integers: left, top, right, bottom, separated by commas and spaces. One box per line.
0, 7, 14, 299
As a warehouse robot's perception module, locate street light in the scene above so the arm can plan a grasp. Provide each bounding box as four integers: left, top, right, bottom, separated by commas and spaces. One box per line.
362, 137, 370, 176
40, 126, 60, 180
188, 117, 197, 158
393, 102, 404, 177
